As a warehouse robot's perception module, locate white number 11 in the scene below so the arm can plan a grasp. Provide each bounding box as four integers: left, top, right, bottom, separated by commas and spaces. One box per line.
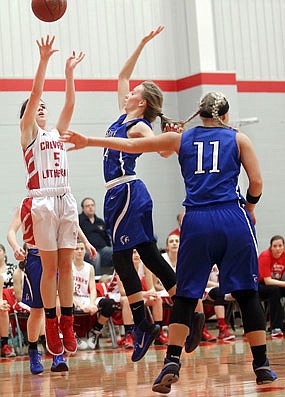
193, 141, 220, 174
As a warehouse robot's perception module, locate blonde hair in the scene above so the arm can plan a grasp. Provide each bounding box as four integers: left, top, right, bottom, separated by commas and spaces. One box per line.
183, 92, 237, 131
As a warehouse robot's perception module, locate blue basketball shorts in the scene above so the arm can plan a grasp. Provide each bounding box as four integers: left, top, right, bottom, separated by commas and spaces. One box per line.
104, 180, 156, 252
176, 202, 259, 298
22, 249, 43, 308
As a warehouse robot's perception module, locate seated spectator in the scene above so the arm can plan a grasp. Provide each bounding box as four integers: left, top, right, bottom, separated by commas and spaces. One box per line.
153, 234, 179, 292
79, 197, 113, 275
202, 265, 235, 341
0, 274, 16, 358
154, 235, 205, 350
133, 250, 168, 345
258, 235, 285, 337
106, 272, 135, 349
72, 240, 117, 350
0, 244, 17, 288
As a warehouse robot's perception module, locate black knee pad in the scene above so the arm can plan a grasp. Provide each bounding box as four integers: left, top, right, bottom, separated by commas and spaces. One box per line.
208, 287, 225, 306
98, 298, 117, 318
231, 290, 266, 333
112, 250, 142, 296
136, 242, 176, 291
169, 296, 198, 326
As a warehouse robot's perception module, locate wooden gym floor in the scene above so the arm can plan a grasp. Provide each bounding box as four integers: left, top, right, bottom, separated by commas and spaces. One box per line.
0, 333, 285, 396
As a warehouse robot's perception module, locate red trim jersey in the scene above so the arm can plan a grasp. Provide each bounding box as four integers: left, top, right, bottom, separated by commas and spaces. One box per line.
258, 249, 285, 282
23, 127, 69, 190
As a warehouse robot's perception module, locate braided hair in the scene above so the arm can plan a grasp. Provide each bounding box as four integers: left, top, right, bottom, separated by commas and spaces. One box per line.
183, 92, 237, 131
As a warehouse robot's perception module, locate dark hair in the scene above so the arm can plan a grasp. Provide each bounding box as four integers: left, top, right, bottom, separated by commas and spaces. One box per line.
81, 197, 95, 209
20, 98, 46, 119
20, 99, 29, 119
270, 235, 285, 246
0, 244, 7, 264
19, 259, 26, 271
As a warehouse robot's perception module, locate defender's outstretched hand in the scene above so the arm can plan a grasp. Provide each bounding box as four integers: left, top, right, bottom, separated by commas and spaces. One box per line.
60, 130, 89, 151
141, 25, 164, 46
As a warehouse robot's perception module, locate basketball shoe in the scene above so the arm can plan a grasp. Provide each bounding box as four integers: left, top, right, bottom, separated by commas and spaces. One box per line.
152, 359, 181, 393
131, 321, 160, 362
202, 326, 217, 342
45, 317, 64, 356
124, 333, 134, 349
87, 329, 101, 350
271, 328, 283, 337
154, 329, 168, 345
60, 315, 77, 354
1, 344, 16, 358
218, 325, 236, 341
28, 349, 44, 375
253, 358, 278, 384
185, 312, 205, 353
51, 354, 69, 372
76, 334, 88, 350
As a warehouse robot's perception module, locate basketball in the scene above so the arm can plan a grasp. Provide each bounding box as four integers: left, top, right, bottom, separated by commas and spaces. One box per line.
31, 0, 67, 22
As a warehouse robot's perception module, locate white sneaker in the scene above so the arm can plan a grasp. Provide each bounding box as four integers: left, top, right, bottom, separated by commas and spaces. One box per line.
271, 328, 283, 337
87, 329, 101, 349
76, 335, 88, 350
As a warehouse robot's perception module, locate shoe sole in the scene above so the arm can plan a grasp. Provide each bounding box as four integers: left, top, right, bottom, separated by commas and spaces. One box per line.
64, 345, 77, 354
51, 363, 69, 372
132, 326, 160, 362
256, 377, 277, 385
218, 336, 236, 341
152, 373, 179, 393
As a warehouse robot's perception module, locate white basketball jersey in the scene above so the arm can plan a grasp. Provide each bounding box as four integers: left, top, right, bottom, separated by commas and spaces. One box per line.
72, 262, 91, 299
23, 127, 69, 190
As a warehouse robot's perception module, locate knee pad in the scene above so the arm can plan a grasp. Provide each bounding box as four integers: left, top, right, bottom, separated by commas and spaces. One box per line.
136, 242, 176, 291
208, 287, 225, 306
98, 298, 117, 318
112, 250, 142, 296
231, 290, 266, 332
169, 296, 198, 326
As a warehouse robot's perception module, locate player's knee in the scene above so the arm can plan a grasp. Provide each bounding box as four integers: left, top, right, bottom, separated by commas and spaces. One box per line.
98, 298, 117, 317
169, 296, 198, 326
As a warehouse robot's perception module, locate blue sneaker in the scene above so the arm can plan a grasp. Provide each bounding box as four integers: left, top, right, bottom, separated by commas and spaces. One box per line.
185, 312, 205, 353
253, 359, 278, 385
131, 323, 160, 362
51, 354, 69, 372
152, 359, 181, 394
28, 349, 44, 375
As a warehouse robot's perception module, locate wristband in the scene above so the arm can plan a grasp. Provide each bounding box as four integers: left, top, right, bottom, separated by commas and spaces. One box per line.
246, 190, 262, 204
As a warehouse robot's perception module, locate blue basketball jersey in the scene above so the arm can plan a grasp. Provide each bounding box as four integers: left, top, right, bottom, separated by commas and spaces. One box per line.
176, 126, 258, 298
178, 126, 241, 207
103, 114, 152, 182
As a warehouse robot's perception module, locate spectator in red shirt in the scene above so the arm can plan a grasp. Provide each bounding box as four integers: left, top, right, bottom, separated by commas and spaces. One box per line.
169, 211, 185, 236
258, 235, 285, 337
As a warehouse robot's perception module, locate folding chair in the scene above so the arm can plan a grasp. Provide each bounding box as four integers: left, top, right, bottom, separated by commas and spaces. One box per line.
2, 288, 29, 355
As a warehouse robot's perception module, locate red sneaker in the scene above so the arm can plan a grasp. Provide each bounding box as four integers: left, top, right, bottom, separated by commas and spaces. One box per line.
154, 330, 168, 345
202, 327, 217, 342
60, 315, 77, 354
218, 325, 236, 341
124, 333, 134, 349
45, 317, 64, 356
1, 344, 16, 358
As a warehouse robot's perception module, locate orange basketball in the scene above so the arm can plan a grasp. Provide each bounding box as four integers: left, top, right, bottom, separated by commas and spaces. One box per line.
31, 0, 67, 22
